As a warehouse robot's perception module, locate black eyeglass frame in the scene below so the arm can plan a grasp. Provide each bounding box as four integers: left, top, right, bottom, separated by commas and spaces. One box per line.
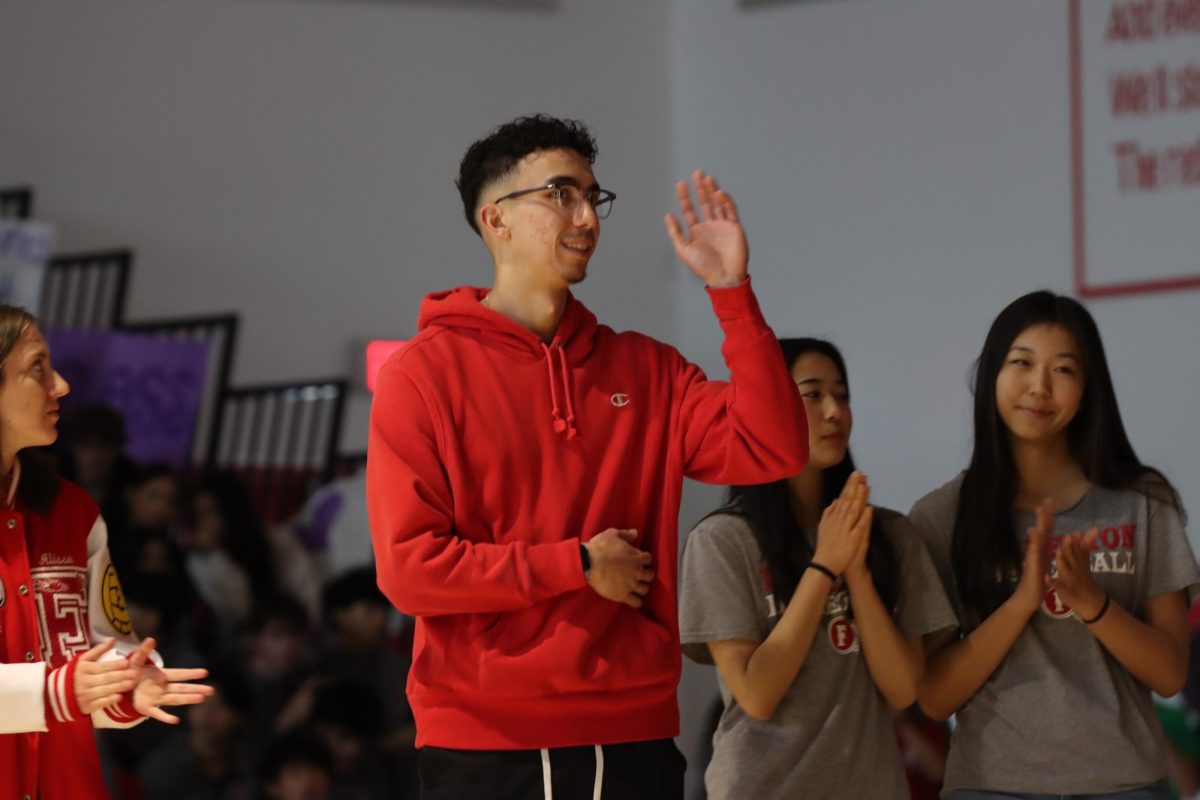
491, 181, 616, 219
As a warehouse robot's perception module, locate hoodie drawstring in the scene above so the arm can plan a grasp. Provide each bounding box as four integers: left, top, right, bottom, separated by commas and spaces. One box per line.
557, 346, 578, 439
540, 342, 578, 440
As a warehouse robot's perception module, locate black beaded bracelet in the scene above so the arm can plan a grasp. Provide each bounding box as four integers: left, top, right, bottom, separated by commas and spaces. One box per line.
807, 562, 838, 583
579, 543, 591, 575
1080, 593, 1111, 625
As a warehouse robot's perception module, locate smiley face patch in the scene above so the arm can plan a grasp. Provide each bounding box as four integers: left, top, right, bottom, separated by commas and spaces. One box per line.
101, 565, 132, 635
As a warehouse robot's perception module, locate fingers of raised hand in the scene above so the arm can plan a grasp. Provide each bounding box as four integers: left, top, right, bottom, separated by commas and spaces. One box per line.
691, 170, 716, 220
700, 174, 732, 221
161, 668, 209, 683
663, 213, 686, 253
676, 179, 699, 228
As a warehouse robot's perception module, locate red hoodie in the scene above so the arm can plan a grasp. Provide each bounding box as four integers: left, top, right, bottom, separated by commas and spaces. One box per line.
367, 277, 806, 750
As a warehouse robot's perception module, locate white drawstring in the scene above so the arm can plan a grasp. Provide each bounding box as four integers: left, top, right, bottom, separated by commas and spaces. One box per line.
593, 744, 604, 800
541, 748, 553, 800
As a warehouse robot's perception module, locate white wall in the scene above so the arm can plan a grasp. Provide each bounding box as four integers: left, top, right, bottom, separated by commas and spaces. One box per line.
0, 0, 675, 452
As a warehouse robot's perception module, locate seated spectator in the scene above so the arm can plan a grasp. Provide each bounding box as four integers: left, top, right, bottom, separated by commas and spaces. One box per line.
183, 473, 278, 629
317, 569, 416, 759
259, 730, 333, 800
59, 402, 137, 524
138, 669, 256, 800
309, 681, 392, 800
244, 594, 317, 744
108, 462, 183, 577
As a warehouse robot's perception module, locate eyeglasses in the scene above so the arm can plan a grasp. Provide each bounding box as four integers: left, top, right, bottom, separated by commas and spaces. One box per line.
492, 181, 616, 219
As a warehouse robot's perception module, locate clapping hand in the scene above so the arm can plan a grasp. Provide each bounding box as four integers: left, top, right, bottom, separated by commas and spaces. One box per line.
1049, 528, 1105, 621
1012, 500, 1053, 616
129, 638, 214, 724
813, 472, 873, 578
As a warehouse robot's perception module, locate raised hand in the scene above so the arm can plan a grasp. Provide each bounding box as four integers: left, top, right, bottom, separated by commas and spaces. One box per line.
584, 528, 654, 609
1012, 499, 1053, 616
813, 472, 872, 577
73, 638, 139, 714
1050, 528, 1105, 620
663, 170, 748, 288
128, 638, 214, 724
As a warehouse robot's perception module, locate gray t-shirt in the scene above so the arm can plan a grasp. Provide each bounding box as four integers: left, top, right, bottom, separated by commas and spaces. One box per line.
679, 508, 956, 800
909, 474, 1200, 796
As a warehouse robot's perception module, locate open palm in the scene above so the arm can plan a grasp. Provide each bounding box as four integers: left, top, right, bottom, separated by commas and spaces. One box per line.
664, 170, 748, 288
128, 638, 213, 724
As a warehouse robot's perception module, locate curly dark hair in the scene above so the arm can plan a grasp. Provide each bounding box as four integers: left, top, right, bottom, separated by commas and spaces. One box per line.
456, 114, 598, 236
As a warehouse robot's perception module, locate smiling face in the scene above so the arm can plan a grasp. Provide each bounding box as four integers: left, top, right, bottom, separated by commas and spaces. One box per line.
482, 148, 600, 288
791, 351, 852, 471
0, 324, 70, 465
994, 323, 1085, 447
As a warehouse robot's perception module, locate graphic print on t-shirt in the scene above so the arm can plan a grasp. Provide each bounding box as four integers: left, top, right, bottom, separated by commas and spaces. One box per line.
823, 584, 859, 654
827, 615, 859, 654
1039, 522, 1137, 620
760, 565, 861, 653
761, 566, 783, 620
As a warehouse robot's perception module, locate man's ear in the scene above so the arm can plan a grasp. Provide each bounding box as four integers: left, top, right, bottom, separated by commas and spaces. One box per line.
479, 203, 510, 241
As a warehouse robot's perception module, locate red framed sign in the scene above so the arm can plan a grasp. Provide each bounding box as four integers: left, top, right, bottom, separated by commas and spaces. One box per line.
1069, 0, 1200, 299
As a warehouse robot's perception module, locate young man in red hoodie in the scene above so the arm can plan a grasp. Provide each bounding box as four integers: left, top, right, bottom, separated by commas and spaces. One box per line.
367, 114, 807, 799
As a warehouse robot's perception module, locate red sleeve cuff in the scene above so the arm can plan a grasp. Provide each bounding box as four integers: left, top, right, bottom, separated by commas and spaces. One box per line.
103, 691, 144, 723
45, 656, 84, 725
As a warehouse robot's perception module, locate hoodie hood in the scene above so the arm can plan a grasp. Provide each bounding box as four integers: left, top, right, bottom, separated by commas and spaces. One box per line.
417, 286, 598, 438
417, 286, 597, 364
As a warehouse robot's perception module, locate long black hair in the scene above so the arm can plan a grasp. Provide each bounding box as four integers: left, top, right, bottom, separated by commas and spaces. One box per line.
952, 291, 1180, 620
706, 338, 898, 612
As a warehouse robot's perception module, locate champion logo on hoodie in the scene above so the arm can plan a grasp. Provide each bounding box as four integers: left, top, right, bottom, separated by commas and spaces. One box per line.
610, 393, 630, 407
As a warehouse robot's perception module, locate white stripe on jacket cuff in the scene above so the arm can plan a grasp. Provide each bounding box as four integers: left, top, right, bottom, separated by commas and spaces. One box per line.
0, 662, 50, 734
47, 662, 75, 722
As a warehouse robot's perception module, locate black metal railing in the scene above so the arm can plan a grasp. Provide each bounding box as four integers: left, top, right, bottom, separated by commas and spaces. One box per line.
120, 313, 240, 468
210, 378, 348, 522
41, 249, 132, 329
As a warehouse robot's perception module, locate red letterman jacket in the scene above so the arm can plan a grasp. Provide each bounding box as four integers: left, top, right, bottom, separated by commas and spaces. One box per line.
0, 464, 149, 800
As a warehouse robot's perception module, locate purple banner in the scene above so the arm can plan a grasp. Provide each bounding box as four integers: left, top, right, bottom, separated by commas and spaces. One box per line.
45, 328, 212, 467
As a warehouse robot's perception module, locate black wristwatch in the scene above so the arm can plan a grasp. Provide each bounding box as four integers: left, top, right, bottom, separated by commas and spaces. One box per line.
579, 543, 591, 575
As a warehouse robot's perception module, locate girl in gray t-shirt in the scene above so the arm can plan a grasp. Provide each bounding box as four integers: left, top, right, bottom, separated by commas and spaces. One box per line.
911, 291, 1199, 799
680, 338, 956, 800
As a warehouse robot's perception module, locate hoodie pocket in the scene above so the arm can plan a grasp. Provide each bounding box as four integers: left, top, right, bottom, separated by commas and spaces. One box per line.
476, 598, 676, 697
